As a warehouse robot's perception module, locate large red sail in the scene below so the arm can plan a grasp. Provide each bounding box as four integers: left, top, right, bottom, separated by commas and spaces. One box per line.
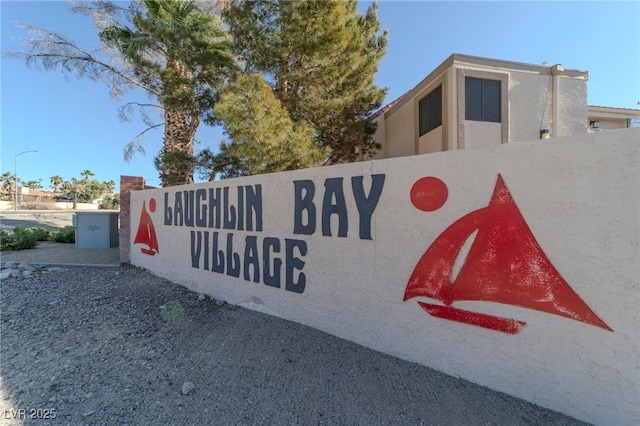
405, 175, 612, 332
134, 200, 159, 255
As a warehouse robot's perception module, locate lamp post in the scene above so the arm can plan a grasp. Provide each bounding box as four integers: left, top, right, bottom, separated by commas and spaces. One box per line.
14, 150, 38, 211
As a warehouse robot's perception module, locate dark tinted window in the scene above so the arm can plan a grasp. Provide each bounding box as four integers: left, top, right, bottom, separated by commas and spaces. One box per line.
418, 85, 442, 136
465, 77, 501, 122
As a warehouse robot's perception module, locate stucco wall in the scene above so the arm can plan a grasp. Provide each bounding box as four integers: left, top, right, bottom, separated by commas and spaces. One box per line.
383, 100, 416, 157
558, 77, 588, 136
508, 71, 554, 142
463, 121, 501, 148
130, 128, 639, 425
418, 126, 443, 154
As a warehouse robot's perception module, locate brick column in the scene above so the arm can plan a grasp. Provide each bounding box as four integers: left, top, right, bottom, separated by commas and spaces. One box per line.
119, 176, 146, 265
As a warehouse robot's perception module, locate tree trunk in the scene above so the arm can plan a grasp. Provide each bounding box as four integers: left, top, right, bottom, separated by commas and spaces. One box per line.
160, 107, 199, 186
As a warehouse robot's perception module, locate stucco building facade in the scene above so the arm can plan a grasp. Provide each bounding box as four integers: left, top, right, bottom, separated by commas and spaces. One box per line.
370, 54, 640, 160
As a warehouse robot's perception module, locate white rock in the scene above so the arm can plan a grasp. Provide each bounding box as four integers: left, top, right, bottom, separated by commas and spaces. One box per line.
18, 262, 35, 271
182, 381, 195, 395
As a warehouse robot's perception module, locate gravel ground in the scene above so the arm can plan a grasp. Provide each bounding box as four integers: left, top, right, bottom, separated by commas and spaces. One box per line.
0, 265, 590, 426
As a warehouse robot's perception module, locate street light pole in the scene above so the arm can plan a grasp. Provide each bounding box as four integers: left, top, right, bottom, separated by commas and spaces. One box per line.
14, 150, 38, 211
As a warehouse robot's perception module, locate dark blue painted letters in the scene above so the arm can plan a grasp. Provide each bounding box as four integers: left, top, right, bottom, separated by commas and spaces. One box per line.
293, 180, 316, 235
322, 178, 348, 237
351, 174, 385, 240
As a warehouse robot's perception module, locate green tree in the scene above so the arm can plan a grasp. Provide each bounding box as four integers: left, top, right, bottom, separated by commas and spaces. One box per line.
23, 180, 43, 189
62, 178, 84, 210
221, 0, 388, 171
1, 172, 17, 200
212, 73, 328, 178
61, 173, 112, 208
80, 170, 95, 181
7, 1, 235, 186
83, 180, 109, 203
49, 175, 64, 193
99, 193, 120, 210
103, 180, 116, 195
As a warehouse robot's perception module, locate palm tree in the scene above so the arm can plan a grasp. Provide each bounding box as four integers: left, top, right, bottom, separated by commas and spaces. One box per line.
80, 169, 95, 181
1, 171, 17, 200
99, 0, 236, 186
63, 178, 85, 210
50, 175, 64, 193
11, 1, 235, 187
103, 180, 115, 194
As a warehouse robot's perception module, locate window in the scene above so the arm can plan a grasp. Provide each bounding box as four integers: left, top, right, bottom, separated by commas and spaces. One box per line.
465, 77, 501, 122
419, 85, 442, 136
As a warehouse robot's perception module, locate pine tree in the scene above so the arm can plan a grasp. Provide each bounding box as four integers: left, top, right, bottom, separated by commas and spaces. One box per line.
220, 0, 388, 175
212, 73, 329, 178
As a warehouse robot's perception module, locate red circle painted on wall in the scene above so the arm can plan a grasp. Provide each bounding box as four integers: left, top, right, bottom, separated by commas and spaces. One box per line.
149, 198, 157, 213
410, 177, 448, 212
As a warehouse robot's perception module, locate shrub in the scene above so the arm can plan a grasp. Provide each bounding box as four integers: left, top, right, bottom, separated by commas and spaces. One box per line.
23, 200, 59, 210
51, 226, 75, 243
0, 226, 75, 251
99, 195, 120, 210
11, 227, 54, 241
24, 227, 53, 241
0, 228, 38, 251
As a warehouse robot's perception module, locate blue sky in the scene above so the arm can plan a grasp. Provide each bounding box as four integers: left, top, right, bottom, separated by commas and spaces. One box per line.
2, 1, 639, 190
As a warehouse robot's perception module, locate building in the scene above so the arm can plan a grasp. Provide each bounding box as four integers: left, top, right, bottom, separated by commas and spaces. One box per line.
370, 54, 640, 160
587, 105, 640, 131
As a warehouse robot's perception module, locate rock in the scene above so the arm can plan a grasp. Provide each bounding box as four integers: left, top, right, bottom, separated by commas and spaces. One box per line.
18, 262, 35, 271
198, 293, 206, 301
182, 381, 195, 395
215, 299, 225, 306
0, 264, 64, 281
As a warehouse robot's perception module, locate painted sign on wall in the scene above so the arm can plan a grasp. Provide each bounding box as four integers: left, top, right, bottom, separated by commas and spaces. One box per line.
405, 174, 612, 334
131, 129, 639, 426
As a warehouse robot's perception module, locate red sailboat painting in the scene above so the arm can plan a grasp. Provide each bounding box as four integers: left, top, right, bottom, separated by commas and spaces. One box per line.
404, 175, 612, 334
134, 199, 159, 256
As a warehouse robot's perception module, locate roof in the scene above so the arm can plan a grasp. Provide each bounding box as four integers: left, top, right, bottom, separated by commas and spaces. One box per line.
588, 105, 640, 113
368, 93, 406, 121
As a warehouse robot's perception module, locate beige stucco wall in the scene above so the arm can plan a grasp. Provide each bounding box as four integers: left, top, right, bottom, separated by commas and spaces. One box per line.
418, 126, 443, 154
382, 99, 415, 158
131, 128, 639, 426
463, 121, 501, 149
373, 55, 590, 159
508, 71, 554, 141
558, 76, 589, 136
596, 119, 628, 130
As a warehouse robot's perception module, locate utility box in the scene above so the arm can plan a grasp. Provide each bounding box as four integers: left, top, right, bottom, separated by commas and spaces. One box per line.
73, 212, 119, 249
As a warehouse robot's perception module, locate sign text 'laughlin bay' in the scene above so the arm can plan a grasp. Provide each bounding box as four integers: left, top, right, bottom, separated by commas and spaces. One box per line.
162, 175, 385, 293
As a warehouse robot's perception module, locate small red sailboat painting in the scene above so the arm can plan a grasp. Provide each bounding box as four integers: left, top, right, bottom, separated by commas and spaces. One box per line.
405, 175, 612, 334
134, 198, 159, 256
